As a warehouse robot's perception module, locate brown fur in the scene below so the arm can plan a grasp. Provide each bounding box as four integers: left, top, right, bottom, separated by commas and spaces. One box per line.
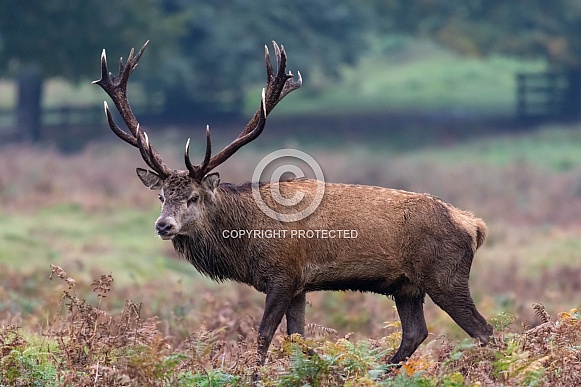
95, 41, 492, 373
142, 173, 493, 367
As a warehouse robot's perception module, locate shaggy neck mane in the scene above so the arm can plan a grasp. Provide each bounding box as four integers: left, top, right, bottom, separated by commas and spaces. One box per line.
171, 183, 257, 284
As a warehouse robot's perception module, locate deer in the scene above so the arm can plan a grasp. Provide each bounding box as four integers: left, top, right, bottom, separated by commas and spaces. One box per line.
94, 41, 493, 373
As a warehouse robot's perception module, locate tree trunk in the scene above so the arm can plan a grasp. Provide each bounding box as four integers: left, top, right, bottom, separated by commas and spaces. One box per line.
16, 64, 43, 142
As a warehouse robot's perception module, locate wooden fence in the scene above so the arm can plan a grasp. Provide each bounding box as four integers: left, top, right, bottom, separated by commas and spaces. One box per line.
2, 70, 580, 146
516, 69, 581, 124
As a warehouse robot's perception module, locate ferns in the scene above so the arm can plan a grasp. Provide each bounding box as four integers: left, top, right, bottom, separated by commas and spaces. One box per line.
0, 268, 580, 385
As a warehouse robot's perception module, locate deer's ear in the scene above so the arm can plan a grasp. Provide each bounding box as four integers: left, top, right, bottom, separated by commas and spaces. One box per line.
136, 168, 164, 190
201, 172, 220, 192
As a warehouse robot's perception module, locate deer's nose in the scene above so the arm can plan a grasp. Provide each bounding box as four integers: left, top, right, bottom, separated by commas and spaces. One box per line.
155, 217, 178, 237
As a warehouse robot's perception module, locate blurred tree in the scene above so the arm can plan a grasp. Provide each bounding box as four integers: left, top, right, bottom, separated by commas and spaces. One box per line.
369, 0, 581, 120
5, 0, 579, 135
0, 0, 373, 130
0, 0, 183, 141
369, 0, 580, 63
156, 0, 372, 119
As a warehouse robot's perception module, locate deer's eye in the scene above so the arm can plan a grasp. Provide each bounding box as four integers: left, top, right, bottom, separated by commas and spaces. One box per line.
158, 193, 164, 203
187, 194, 199, 207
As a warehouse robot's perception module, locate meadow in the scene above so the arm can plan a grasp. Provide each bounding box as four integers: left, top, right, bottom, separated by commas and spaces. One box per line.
0, 37, 579, 385
1, 119, 581, 385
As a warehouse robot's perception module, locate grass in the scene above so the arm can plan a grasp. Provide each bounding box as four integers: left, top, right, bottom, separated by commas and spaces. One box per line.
0, 77, 144, 110
1, 121, 581, 384
2, 204, 149, 271
0, 35, 576, 384
416, 124, 581, 172
0, 269, 578, 385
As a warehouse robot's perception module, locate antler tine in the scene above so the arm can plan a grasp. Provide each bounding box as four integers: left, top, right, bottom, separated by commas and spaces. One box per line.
96, 49, 110, 87
264, 44, 274, 81
201, 88, 267, 174
94, 41, 171, 179
238, 88, 268, 144
118, 55, 125, 80
273, 42, 289, 81
280, 70, 302, 100
184, 138, 194, 174
200, 125, 212, 173
191, 42, 300, 176
119, 41, 149, 86
103, 101, 137, 146
135, 125, 170, 176
185, 125, 212, 180
135, 125, 155, 169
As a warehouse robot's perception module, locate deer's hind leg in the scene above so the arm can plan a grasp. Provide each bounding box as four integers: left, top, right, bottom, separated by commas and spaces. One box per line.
286, 292, 306, 335
427, 282, 492, 344
425, 251, 493, 344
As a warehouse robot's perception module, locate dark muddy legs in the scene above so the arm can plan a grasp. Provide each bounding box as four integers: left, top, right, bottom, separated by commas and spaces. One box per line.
257, 288, 293, 365
253, 290, 307, 383
427, 282, 493, 344
256, 290, 307, 366
253, 287, 293, 383
391, 294, 429, 364
391, 276, 492, 364
286, 292, 307, 335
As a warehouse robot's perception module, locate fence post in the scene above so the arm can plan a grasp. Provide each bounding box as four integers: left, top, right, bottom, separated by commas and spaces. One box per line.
516, 69, 580, 124
563, 67, 581, 121
16, 64, 43, 141
516, 73, 527, 121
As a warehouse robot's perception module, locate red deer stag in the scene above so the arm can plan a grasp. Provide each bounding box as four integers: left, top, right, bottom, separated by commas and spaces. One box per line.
94, 41, 493, 369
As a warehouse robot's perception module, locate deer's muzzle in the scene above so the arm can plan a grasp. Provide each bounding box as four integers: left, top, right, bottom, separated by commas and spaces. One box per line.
155, 217, 178, 240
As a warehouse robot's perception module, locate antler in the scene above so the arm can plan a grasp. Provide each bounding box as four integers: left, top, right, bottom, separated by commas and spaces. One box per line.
185, 41, 302, 181
92, 41, 172, 179
95, 41, 301, 182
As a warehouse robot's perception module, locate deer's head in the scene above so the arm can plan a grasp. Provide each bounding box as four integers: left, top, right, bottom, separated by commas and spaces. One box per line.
135, 169, 219, 239
93, 41, 301, 239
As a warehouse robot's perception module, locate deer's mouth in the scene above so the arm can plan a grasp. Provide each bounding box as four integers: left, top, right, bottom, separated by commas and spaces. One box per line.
155, 218, 179, 240
156, 227, 178, 240
157, 232, 176, 240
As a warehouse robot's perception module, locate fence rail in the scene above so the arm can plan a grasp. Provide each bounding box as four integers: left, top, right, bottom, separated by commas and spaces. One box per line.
0, 105, 105, 128
0, 105, 134, 146
516, 69, 581, 124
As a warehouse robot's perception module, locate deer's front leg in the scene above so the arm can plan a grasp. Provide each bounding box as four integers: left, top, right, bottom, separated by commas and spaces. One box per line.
257, 285, 294, 365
